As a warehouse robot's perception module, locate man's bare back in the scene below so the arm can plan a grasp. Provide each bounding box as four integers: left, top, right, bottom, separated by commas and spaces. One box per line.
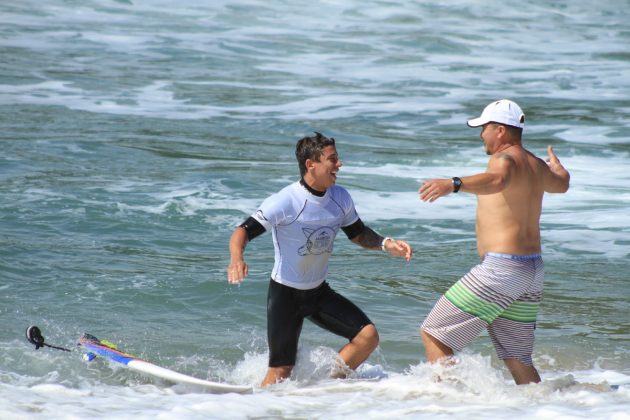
420, 126, 569, 258
476, 144, 547, 256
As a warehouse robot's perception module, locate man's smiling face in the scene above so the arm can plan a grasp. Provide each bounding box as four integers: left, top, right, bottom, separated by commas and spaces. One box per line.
308, 145, 342, 191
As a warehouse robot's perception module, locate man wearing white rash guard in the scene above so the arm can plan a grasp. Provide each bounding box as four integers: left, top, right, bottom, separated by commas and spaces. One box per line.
419, 100, 570, 385
227, 132, 412, 387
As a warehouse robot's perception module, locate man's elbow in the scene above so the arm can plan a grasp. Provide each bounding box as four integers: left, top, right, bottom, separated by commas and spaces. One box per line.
230, 226, 249, 245
559, 173, 571, 193
549, 178, 570, 193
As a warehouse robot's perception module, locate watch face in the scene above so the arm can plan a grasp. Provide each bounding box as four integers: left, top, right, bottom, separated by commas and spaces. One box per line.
452, 177, 462, 191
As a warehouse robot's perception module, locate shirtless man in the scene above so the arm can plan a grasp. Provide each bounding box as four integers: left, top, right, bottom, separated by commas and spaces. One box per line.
228, 132, 412, 387
418, 99, 570, 384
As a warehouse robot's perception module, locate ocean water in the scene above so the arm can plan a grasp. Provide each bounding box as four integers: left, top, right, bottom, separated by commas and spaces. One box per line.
1, 0, 629, 418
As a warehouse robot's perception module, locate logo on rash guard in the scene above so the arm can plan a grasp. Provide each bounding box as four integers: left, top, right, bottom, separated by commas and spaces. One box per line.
297, 226, 338, 256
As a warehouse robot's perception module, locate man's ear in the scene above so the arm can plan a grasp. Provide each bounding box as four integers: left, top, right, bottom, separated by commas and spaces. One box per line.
305, 158, 315, 171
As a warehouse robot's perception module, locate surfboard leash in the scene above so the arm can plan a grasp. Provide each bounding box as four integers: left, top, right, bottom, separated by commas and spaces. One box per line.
25, 325, 72, 352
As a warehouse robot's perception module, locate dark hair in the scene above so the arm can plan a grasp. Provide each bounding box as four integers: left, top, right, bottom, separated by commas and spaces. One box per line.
295, 132, 336, 176
492, 123, 523, 138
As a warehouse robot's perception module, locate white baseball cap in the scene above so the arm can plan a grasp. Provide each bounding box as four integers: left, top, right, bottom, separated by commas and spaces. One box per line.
467, 99, 525, 128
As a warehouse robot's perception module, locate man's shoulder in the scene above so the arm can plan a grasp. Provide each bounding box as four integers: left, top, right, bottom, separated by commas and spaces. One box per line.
493, 146, 543, 168
329, 184, 352, 199
257, 182, 305, 223
329, 183, 350, 193
517, 148, 553, 176
279, 180, 300, 193
270, 181, 301, 197
328, 185, 356, 212
261, 181, 299, 205
492, 149, 518, 163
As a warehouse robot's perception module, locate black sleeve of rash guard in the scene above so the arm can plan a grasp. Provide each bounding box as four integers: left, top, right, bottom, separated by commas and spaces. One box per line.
341, 218, 365, 240
239, 216, 266, 241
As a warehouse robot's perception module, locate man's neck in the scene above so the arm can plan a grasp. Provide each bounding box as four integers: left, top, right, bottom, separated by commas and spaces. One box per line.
300, 177, 326, 197
495, 142, 520, 154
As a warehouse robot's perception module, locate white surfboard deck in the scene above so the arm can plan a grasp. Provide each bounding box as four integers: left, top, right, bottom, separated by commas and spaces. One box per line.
79, 334, 252, 394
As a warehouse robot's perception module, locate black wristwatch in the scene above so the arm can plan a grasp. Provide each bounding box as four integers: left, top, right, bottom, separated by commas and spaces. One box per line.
452, 177, 462, 193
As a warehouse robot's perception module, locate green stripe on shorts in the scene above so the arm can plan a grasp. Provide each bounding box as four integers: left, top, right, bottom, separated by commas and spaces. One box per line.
499, 301, 539, 323
444, 281, 503, 324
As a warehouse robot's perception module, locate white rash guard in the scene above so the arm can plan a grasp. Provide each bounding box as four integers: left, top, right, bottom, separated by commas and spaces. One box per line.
252, 181, 359, 290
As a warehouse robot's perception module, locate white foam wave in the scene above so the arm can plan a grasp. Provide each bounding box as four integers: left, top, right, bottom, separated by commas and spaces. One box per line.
3, 334, 629, 419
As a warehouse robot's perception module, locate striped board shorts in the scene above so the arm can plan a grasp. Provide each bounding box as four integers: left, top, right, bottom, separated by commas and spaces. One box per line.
421, 253, 544, 366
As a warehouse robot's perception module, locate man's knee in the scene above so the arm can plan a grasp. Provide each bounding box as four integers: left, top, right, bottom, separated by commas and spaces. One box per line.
355, 324, 379, 350
420, 328, 434, 344
420, 328, 454, 362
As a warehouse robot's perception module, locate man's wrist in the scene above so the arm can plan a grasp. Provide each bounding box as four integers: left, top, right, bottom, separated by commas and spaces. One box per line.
381, 237, 392, 252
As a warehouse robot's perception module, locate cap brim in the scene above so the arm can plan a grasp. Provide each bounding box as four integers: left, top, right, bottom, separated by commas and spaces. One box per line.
467, 117, 487, 127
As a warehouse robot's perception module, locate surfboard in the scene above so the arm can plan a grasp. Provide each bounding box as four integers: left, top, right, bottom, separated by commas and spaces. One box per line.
78, 334, 253, 394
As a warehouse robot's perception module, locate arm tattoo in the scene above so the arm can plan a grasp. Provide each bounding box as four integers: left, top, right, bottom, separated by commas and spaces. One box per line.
496, 153, 515, 163
351, 225, 383, 250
